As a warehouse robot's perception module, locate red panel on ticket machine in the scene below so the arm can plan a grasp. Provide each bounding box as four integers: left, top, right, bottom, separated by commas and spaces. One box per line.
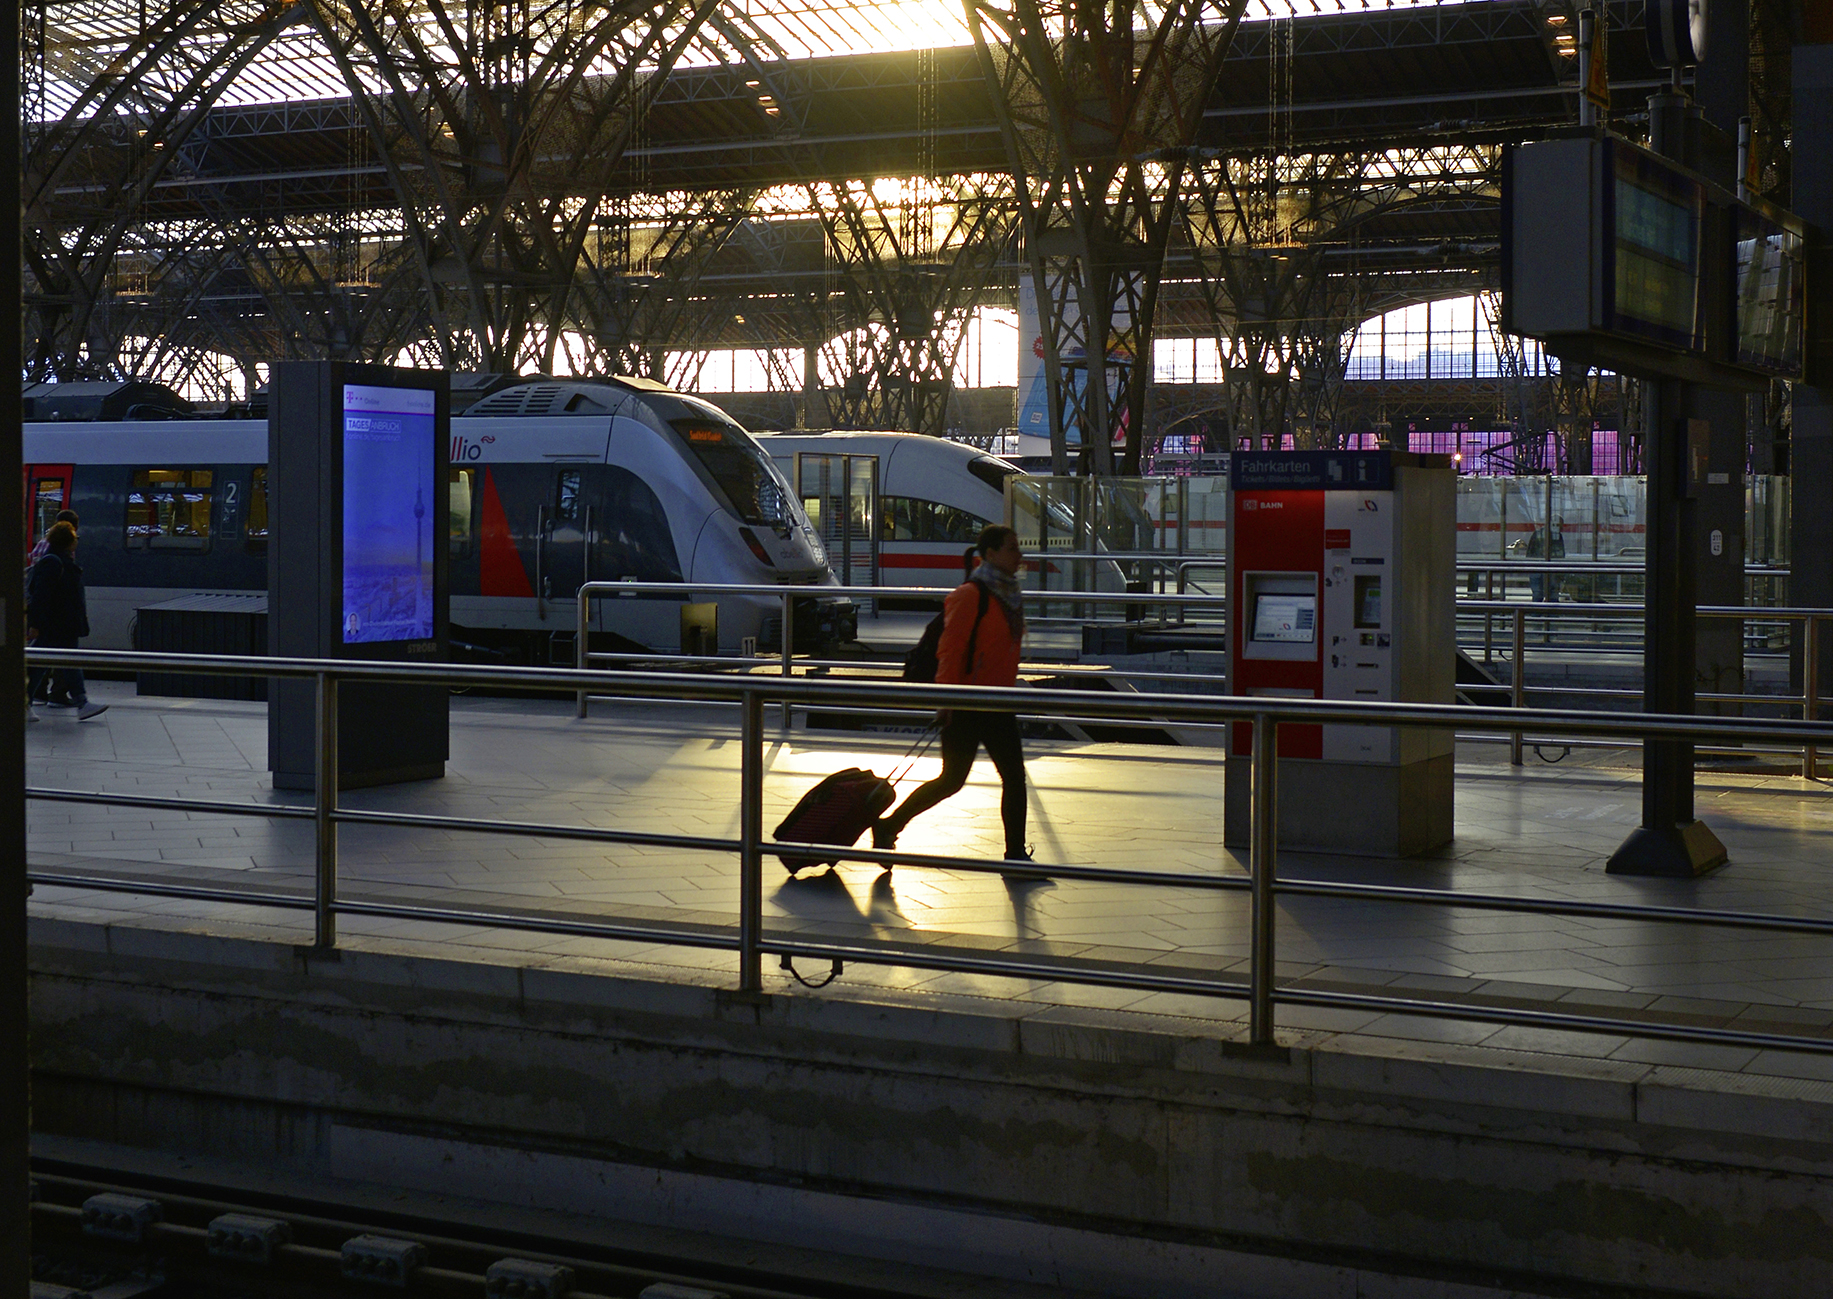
1228, 451, 1398, 760
1229, 487, 1325, 759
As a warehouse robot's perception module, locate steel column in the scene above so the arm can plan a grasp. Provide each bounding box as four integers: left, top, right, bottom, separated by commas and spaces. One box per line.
781, 591, 794, 728
576, 589, 590, 718
739, 690, 765, 992
1606, 87, 1727, 877
314, 671, 339, 950
1808, 615, 1821, 779
1248, 711, 1278, 1045
1511, 608, 1526, 766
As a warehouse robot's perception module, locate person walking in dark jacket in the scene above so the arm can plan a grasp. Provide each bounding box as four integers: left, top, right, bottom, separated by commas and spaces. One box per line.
27, 521, 107, 721
1525, 516, 1566, 602
873, 524, 1037, 867
28, 509, 79, 704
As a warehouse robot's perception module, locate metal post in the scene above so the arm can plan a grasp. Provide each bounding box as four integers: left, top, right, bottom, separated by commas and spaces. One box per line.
739, 690, 765, 992
780, 591, 794, 728
1807, 615, 1821, 779
1607, 88, 1727, 876
1511, 608, 1526, 766
576, 588, 589, 719
1578, 8, 1597, 128
0, 0, 26, 1263
314, 671, 339, 950
1248, 711, 1278, 1046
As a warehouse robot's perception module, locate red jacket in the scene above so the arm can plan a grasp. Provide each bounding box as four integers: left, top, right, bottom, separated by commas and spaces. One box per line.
935, 579, 1021, 687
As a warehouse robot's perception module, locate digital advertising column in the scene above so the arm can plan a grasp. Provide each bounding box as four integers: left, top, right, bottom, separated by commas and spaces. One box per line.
269, 362, 451, 790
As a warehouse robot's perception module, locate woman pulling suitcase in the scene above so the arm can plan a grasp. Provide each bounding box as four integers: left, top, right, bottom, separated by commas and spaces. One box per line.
874, 524, 1038, 869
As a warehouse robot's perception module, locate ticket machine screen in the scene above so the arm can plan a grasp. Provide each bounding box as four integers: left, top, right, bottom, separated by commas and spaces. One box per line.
1252, 593, 1316, 643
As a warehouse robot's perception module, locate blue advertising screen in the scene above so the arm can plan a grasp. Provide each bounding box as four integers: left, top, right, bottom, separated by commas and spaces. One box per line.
342, 384, 437, 644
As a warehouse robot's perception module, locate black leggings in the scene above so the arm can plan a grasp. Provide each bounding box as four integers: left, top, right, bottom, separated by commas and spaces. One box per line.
883, 711, 1026, 855
27, 633, 85, 705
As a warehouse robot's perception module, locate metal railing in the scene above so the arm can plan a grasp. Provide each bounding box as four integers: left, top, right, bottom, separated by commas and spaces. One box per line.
573, 579, 1833, 768
1171, 559, 1790, 601
572, 579, 1239, 721
24, 645, 1833, 1058
1453, 600, 1831, 772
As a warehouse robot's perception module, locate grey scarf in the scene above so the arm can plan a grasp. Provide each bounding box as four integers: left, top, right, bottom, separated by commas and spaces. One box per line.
970, 562, 1025, 640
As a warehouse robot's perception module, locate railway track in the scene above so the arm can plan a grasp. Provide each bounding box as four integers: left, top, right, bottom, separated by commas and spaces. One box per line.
29, 1156, 950, 1299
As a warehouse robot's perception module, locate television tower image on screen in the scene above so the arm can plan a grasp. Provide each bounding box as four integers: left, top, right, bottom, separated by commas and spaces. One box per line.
341, 383, 437, 644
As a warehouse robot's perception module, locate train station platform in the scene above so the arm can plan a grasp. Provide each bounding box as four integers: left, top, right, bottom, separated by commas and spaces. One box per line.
24, 683, 1833, 1297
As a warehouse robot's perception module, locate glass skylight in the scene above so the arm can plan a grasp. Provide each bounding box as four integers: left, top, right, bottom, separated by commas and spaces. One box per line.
30, 0, 1484, 124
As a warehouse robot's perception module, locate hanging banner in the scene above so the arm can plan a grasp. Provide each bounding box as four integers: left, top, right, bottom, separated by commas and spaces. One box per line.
1585, 11, 1610, 111
1016, 277, 1051, 438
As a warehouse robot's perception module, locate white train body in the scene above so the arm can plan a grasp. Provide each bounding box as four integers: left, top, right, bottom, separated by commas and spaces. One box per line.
755, 431, 1016, 589
755, 430, 1125, 594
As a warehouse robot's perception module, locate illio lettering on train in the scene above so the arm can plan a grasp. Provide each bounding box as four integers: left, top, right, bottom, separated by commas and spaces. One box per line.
449, 436, 484, 462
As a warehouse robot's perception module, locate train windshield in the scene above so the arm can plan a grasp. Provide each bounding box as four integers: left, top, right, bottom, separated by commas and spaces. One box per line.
671, 420, 793, 530
968, 455, 1021, 494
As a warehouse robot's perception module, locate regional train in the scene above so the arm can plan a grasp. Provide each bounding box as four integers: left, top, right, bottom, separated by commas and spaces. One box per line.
22, 377, 851, 658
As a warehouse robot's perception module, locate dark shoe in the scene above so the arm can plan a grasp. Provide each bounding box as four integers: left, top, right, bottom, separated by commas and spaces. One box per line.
44, 694, 76, 708
1005, 847, 1049, 882
871, 820, 899, 853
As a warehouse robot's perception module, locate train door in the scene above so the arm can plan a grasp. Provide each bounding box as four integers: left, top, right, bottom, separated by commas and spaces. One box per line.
22, 463, 73, 554
795, 452, 878, 591
539, 464, 595, 606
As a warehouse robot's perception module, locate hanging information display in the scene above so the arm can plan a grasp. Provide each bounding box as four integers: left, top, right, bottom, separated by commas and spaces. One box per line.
1732, 207, 1807, 376
1606, 144, 1706, 352
1501, 133, 1805, 386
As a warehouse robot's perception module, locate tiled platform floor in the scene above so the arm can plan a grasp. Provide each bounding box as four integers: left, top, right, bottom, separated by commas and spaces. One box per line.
25, 681, 1833, 1082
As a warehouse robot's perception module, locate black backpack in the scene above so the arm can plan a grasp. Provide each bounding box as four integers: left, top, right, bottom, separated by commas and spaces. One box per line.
902, 583, 990, 683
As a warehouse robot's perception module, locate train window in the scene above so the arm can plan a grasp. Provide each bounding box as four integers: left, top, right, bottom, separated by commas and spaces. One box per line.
31, 477, 66, 543
246, 467, 269, 552
599, 466, 683, 582
127, 468, 213, 550
670, 420, 792, 530
882, 496, 987, 545
555, 468, 583, 524
449, 467, 475, 556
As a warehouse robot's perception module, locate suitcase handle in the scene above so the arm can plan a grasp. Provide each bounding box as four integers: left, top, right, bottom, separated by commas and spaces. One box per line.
887, 724, 940, 787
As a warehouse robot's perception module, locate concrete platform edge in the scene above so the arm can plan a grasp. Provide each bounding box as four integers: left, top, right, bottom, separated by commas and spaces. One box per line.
27, 917, 1833, 1298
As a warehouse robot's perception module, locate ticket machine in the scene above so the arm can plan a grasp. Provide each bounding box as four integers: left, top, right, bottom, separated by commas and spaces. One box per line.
1224, 450, 1455, 856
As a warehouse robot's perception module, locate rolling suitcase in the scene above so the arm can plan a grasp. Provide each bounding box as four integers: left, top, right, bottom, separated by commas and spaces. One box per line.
773, 732, 936, 874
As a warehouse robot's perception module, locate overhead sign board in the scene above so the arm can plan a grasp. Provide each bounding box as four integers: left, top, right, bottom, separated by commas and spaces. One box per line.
1501, 133, 1806, 387
1228, 450, 1395, 491
1605, 143, 1707, 353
